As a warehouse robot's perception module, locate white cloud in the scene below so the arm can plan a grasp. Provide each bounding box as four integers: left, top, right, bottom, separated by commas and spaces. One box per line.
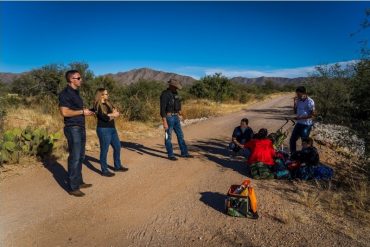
175, 60, 358, 79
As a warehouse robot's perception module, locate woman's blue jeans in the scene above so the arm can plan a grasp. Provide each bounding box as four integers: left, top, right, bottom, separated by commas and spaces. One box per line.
96, 127, 122, 173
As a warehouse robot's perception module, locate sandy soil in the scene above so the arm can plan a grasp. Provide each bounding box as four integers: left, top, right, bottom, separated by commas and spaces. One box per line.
0, 94, 368, 247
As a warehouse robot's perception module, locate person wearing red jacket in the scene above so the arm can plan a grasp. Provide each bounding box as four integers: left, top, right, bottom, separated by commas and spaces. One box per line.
239, 128, 276, 179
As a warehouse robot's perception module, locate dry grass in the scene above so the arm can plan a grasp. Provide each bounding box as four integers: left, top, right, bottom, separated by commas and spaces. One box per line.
4, 107, 64, 133
319, 147, 370, 223
298, 190, 321, 209
182, 100, 219, 119
272, 210, 292, 224
181, 93, 284, 120
182, 99, 253, 119
289, 148, 370, 237
273, 143, 369, 241
116, 119, 162, 140
270, 209, 310, 225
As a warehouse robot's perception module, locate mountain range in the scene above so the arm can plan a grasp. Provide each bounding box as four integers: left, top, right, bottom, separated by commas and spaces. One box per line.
0, 68, 306, 86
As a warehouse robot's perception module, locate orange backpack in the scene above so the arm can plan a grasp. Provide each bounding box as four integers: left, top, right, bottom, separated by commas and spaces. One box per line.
225, 179, 258, 219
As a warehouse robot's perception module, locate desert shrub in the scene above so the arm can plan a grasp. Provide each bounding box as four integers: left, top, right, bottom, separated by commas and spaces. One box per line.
0, 80, 9, 96
305, 64, 354, 125
351, 60, 370, 126
281, 83, 298, 92
238, 93, 250, 103
262, 80, 279, 93
0, 105, 5, 134
118, 80, 165, 121
0, 94, 23, 133
306, 60, 370, 157
12, 64, 65, 97
32, 94, 60, 115
189, 73, 235, 102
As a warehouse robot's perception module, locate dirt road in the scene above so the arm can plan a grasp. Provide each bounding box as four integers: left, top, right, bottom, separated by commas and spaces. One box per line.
0, 94, 367, 247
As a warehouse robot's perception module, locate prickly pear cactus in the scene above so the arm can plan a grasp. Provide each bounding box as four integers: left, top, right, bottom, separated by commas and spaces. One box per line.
0, 126, 61, 164
3, 131, 16, 142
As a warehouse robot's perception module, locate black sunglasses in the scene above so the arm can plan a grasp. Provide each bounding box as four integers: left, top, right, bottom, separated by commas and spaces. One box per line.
72, 77, 81, 80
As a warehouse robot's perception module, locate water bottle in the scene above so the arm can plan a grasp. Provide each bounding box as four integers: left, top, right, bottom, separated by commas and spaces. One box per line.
233, 179, 250, 194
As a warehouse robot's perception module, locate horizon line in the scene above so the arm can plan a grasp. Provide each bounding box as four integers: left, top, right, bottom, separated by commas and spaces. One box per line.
0, 59, 358, 79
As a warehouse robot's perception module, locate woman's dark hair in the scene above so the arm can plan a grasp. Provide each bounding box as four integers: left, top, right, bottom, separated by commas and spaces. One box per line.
65, 70, 80, 83
241, 118, 249, 125
296, 86, 307, 94
254, 128, 268, 139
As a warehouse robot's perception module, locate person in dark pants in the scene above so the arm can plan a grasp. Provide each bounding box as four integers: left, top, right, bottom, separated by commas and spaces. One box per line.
160, 78, 192, 161
59, 70, 94, 197
291, 137, 320, 166
290, 137, 320, 180
94, 88, 128, 177
229, 118, 254, 157
289, 86, 316, 153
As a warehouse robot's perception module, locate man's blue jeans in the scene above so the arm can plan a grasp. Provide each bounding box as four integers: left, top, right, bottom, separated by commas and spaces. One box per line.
64, 126, 86, 191
165, 115, 188, 158
289, 123, 312, 153
229, 142, 251, 158
96, 127, 122, 173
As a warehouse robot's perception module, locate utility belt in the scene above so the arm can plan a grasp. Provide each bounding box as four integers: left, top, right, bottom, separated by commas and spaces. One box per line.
166, 112, 179, 116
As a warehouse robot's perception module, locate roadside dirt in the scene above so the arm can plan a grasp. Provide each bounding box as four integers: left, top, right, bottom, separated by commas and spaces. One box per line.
1, 94, 368, 247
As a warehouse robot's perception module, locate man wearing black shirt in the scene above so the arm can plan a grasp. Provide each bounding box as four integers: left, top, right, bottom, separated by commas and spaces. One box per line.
160, 79, 192, 161
229, 118, 254, 157
59, 70, 94, 197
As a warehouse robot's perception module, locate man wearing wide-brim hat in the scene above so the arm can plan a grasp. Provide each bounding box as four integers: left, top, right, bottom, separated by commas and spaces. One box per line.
160, 78, 192, 160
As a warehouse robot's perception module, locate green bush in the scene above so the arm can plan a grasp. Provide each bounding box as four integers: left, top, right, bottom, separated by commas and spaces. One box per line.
306, 60, 370, 157
12, 64, 65, 97
238, 93, 249, 103
118, 80, 166, 121
305, 64, 353, 125
189, 73, 235, 102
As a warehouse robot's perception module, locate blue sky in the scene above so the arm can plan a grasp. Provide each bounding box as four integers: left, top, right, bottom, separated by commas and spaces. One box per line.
0, 1, 369, 78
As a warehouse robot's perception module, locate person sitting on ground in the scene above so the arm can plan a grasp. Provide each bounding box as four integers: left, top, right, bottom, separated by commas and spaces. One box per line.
229, 118, 254, 157
291, 137, 319, 167
290, 137, 320, 180
239, 128, 276, 179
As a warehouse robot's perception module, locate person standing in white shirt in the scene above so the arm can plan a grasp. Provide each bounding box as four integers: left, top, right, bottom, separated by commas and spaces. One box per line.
289, 86, 316, 153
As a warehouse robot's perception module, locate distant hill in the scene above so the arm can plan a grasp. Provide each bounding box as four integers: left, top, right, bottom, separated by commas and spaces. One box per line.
106, 68, 307, 86
105, 68, 196, 86
230, 76, 307, 85
0, 72, 22, 84
1, 68, 307, 87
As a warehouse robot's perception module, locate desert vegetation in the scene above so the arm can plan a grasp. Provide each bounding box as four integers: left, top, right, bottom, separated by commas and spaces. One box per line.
298, 57, 370, 229
0, 63, 295, 165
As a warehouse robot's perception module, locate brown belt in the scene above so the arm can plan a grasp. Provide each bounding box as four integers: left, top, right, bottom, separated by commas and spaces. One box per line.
166, 112, 179, 116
